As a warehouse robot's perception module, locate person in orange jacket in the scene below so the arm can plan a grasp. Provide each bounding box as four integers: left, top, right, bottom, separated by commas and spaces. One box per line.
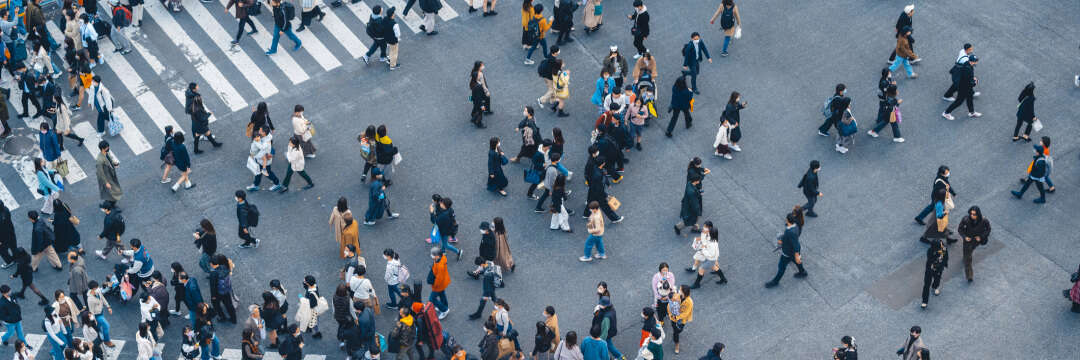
427, 247, 452, 319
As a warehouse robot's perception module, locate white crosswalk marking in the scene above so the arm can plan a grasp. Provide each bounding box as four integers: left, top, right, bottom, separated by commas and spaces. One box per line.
14, 157, 43, 200
218, 348, 244, 360
58, 151, 88, 183
72, 123, 104, 158
125, 34, 220, 124
344, 0, 374, 32
0, 177, 18, 210
103, 339, 127, 360
109, 107, 153, 155
185, 2, 279, 98
17, 117, 88, 184
143, 1, 248, 112
317, 8, 368, 58
93, 34, 184, 136
381, 0, 423, 33
438, 0, 458, 20
219, 0, 310, 85
0, 332, 47, 358
286, 19, 343, 71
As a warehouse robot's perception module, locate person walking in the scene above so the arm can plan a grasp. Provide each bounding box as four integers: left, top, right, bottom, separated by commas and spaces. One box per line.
374, 125, 398, 185
266, 0, 302, 55
887, 5, 916, 64
548, 173, 572, 232
427, 247, 451, 319
667, 285, 691, 354
66, 251, 88, 307
920, 238, 948, 309
957, 206, 990, 282
95, 140, 123, 205
817, 84, 847, 137
1012, 82, 1037, 142
33, 158, 61, 216
664, 77, 693, 137
1011, 144, 1050, 204
941, 56, 981, 120
580, 201, 607, 262
712, 116, 734, 159
592, 296, 621, 360
94, 201, 124, 260
582, 0, 602, 33
291, 105, 316, 158
193, 219, 217, 275
833, 98, 857, 154
896, 326, 927, 360
1025, 137, 1055, 192
487, 137, 509, 196
364, 168, 398, 225
511, 107, 542, 162
329, 197, 351, 257
169, 263, 187, 317
465, 255, 498, 319
867, 83, 904, 143
235, 190, 260, 248
0, 202, 16, 268
280, 136, 315, 192
796, 160, 822, 218
470, 62, 492, 128
536, 48, 561, 107
187, 85, 223, 154
943, 43, 976, 101
89, 76, 113, 135
226, 0, 257, 46
11, 248, 50, 305
551, 0, 576, 45
649, 263, 675, 328
492, 217, 515, 272
674, 177, 702, 235
681, 32, 711, 94
159, 126, 176, 184
248, 102, 275, 138
721, 92, 746, 151
295, 0, 326, 32
429, 197, 462, 259
525, 141, 548, 200
209, 255, 238, 324
28, 210, 62, 271
764, 213, 807, 288
362, 5, 387, 64
914, 166, 955, 225
628, 0, 649, 58
523, 4, 551, 65
831, 336, 856, 360
708, 0, 740, 57
0, 285, 27, 346
889, 26, 918, 79
51, 91, 83, 151
170, 132, 196, 193
403, 0, 442, 35
359, 126, 378, 182
37, 123, 61, 172
686, 223, 726, 288
247, 126, 283, 192
382, 249, 406, 309
583, 158, 622, 222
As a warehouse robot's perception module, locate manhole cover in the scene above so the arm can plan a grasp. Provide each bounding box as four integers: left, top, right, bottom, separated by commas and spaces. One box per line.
2, 136, 35, 156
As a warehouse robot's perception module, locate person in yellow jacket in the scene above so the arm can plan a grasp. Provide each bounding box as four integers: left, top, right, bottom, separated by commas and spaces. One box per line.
667, 285, 693, 354
520, 1, 534, 48
523, 4, 551, 65
553, 68, 570, 117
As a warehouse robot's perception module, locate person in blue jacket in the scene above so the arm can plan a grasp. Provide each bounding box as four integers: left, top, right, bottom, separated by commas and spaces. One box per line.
591, 70, 616, 115
179, 272, 204, 328
38, 122, 61, 165
665, 76, 694, 138
681, 32, 711, 94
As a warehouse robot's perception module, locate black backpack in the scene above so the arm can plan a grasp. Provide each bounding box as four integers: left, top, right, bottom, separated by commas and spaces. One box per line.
365, 16, 381, 39
720, 7, 735, 29
282, 2, 296, 21
247, 0, 262, 16
537, 58, 552, 78
525, 17, 541, 46
246, 203, 260, 227
115, 213, 126, 236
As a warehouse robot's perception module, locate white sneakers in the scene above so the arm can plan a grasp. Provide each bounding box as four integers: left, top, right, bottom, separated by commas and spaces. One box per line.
968, 112, 982, 118
713, 151, 733, 160
834, 144, 848, 154
866, 130, 879, 138
1074, 75, 1079, 87
892, 137, 905, 143
524, 59, 535, 65
942, 112, 955, 121
943, 96, 956, 102
730, 144, 742, 152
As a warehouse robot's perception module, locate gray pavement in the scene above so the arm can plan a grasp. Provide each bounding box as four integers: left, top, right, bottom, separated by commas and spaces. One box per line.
1, 0, 1079, 358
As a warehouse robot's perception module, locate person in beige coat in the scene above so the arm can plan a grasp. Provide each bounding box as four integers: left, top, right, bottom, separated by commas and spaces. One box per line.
580, 201, 606, 262
278, 136, 314, 193
291, 105, 316, 157
328, 197, 352, 259
631, 52, 658, 85
709, 0, 741, 56
896, 326, 928, 360
582, 0, 602, 32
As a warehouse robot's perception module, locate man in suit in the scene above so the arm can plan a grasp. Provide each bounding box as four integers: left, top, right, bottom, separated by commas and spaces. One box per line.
797, 160, 822, 218
764, 213, 807, 288
681, 32, 711, 94
914, 166, 956, 225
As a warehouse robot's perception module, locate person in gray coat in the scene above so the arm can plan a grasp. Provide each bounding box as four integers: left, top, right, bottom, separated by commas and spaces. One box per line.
896, 326, 927, 360
66, 252, 89, 309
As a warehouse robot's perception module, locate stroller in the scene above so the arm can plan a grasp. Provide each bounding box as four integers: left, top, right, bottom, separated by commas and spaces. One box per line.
633, 74, 659, 126
101, 263, 135, 304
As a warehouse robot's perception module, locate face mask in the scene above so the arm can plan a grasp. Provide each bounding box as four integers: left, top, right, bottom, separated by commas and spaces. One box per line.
692, 39, 700, 45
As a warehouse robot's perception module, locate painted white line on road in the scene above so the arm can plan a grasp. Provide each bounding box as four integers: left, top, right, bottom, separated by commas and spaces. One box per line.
108, 107, 153, 155
126, 38, 221, 124
0, 333, 47, 357
438, 0, 458, 20
218, 0, 310, 85
95, 34, 184, 136
12, 157, 41, 199
144, 1, 248, 111
0, 177, 19, 210
186, 1, 279, 98
318, 6, 368, 58
286, 19, 342, 71
72, 123, 104, 158
59, 150, 88, 183
103, 339, 127, 360
381, 0, 422, 33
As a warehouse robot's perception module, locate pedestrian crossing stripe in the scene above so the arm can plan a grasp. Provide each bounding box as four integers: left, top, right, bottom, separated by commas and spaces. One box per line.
437, 0, 459, 20
185, 1, 280, 99
2, 331, 327, 359
143, 1, 249, 112
120, 22, 221, 124
210, 349, 327, 360
310, 6, 369, 59
0, 333, 47, 358
0, 173, 18, 210
18, 116, 90, 186
382, 0, 423, 33
218, 0, 311, 85
286, 16, 344, 71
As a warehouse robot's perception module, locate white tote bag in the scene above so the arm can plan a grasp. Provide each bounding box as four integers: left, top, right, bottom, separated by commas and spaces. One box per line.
1032, 118, 1043, 132
733, 26, 742, 39
246, 156, 260, 175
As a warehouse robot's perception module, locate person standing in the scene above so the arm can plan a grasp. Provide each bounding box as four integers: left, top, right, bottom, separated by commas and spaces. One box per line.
817, 84, 847, 137
941, 56, 981, 120
291, 105, 316, 158
764, 213, 807, 288
427, 247, 451, 319
248, 102, 275, 138
582, 0, 602, 33
0, 202, 16, 268
867, 84, 904, 143
602, 46, 628, 90
889, 26, 918, 79
465, 255, 499, 320
957, 206, 990, 282
523, 4, 550, 65
664, 77, 693, 137
226, 0, 257, 46
470, 62, 492, 128
95, 140, 123, 205
591, 70, 616, 115
668, 285, 692, 354
674, 177, 702, 235
627, 0, 649, 58
187, 84, 223, 154
722, 92, 746, 151
235, 190, 260, 248
681, 33, 711, 94
1012, 82, 1036, 142
247, 127, 283, 192
170, 132, 196, 193
266, 0, 302, 55
686, 223, 725, 288
911, 165, 954, 224
796, 160, 822, 218
33, 158, 61, 216
920, 238, 948, 310
295, 0, 326, 33
1011, 144, 1049, 204
650, 263, 675, 327
488, 137, 509, 196
708, 0, 740, 57
896, 326, 927, 360
403, 0, 442, 36
359, 126, 378, 182
89, 76, 113, 135
28, 210, 62, 271
280, 136, 315, 192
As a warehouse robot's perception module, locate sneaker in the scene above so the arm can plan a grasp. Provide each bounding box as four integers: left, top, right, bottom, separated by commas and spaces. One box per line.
910, 57, 922, 64
723, 154, 732, 160
839, 147, 848, 154
533, 208, 545, 214
942, 96, 956, 102
720, 51, 729, 57
834, 144, 844, 152
730, 144, 742, 152
269, 185, 284, 192
612, 216, 625, 224
305, 154, 316, 158
1075, 75, 1079, 87
524, 59, 535, 65
578, 256, 593, 262
0, 262, 11, 269
972, 91, 981, 97
277, 187, 289, 193
942, 113, 955, 121
528, 194, 540, 200
363, 221, 376, 226
302, 184, 315, 190
595, 254, 607, 259
246, 185, 260, 192
379, 57, 389, 63
293, 44, 303, 52
817, 131, 829, 137
536, 97, 544, 106
933, 288, 940, 296
633, 54, 642, 59
361, 55, 370, 64
254, 239, 261, 248
389, 213, 400, 219
160, 178, 171, 184
94, 250, 107, 260
169, 310, 182, 316
793, 271, 808, 278
1033, 197, 1046, 204
764, 281, 778, 288
389, 65, 400, 71
968, 112, 982, 118
920, 303, 927, 309
867, 130, 879, 138
438, 308, 449, 319
238, 243, 254, 249
892, 137, 905, 143
909, 73, 918, 79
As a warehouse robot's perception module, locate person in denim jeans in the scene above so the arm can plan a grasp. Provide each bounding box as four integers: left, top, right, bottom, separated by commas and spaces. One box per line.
429, 197, 462, 259
867, 84, 905, 143
427, 247, 451, 319
0, 285, 26, 346
889, 27, 918, 79
580, 201, 606, 262
523, 4, 550, 65
266, 0, 302, 55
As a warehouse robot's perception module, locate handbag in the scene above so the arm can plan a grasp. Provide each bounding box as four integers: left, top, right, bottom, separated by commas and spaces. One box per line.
607, 195, 621, 211
64, 203, 79, 225
244, 123, 254, 138
524, 169, 541, 184
734, 26, 742, 39
245, 157, 260, 175
107, 113, 124, 136
1032, 118, 1043, 132
593, 4, 601, 15
392, 152, 403, 166
55, 159, 70, 177
944, 194, 955, 211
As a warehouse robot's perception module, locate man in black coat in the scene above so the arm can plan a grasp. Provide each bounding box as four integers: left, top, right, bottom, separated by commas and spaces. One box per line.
235, 190, 259, 248
583, 158, 623, 223
403, 0, 441, 35
914, 166, 956, 225
681, 32, 711, 94
942, 55, 981, 120
628, 0, 649, 57
888, 5, 915, 63
362, 5, 386, 64
95, 201, 124, 260
0, 202, 16, 268
1011, 145, 1049, 204
266, 0, 302, 55
28, 210, 61, 271
920, 239, 948, 309
674, 178, 702, 235
0, 285, 25, 346
797, 160, 822, 218
279, 324, 305, 359
429, 197, 462, 259
765, 213, 807, 288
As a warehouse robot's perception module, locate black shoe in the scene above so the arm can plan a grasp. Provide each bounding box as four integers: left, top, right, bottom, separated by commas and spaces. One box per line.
318, 13, 325, 21
685, 267, 695, 273
468, 6, 477, 12
533, 208, 545, 213
557, 110, 569, 117
419, 25, 426, 32
566, 209, 575, 216
764, 281, 778, 288
312, 332, 322, 339
466, 270, 478, 279
664, 132, 672, 138
248, 29, 258, 35
805, 211, 818, 218
635, 143, 642, 151
794, 272, 808, 278
468, 313, 481, 320
302, 184, 315, 190
193, 149, 204, 154
211, 141, 223, 148
914, 217, 926, 226
296, 26, 306, 32
426, 31, 439, 36
716, 277, 728, 285
673, 225, 681, 236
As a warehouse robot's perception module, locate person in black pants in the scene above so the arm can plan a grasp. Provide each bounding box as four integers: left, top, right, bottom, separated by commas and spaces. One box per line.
681, 32, 711, 94
226, 0, 257, 46
764, 213, 807, 288
0, 202, 16, 268
628, 0, 649, 57
208, 255, 237, 324
914, 166, 955, 225
665, 77, 693, 137
797, 160, 822, 217
582, 159, 623, 223
942, 44, 974, 100
361, 6, 386, 64
1012, 82, 1036, 142
1011, 144, 1049, 204
234, 191, 260, 248
817, 84, 846, 137
15, 64, 42, 119
920, 238, 948, 309
942, 56, 981, 120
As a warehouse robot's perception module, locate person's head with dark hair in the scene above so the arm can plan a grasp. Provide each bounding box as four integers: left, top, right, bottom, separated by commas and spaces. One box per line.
173, 132, 185, 144
835, 83, 846, 95
937, 165, 950, 178
786, 212, 798, 226
589, 325, 602, 339
235, 190, 247, 202
727, 91, 741, 105
489, 137, 500, 151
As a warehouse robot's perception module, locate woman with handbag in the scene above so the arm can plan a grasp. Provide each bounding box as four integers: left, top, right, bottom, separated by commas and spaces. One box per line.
667, 285, 692, 354
919, 188, 954, 245
686, 223, 726, 288
34, 158, 62, 215
53, 199, 81, 253
296, 275, 327, 339
868, 83, 905, 143
721, 91, 747, 151
553, 68, 570, 117
709, 0, 740, 56
492, 217, 515, 272
1012, 82, 1037, 142
493, 299, 521, 351
291, 105, 316, 158
159, 125, 176, 184
136, 322, 160, 360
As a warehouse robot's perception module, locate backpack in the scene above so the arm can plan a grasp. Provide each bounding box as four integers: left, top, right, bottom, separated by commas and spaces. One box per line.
397, 263, 410, 283
246, 203, 260, 227
537, 58, 552, 78
216, 274, 232, 294
365, 17, 380, 39
282, 2, 296, 21
115, 213, 126, 236
822, 95, 838, 118
524, 17, 541, 46
112, 6, 132, 28
720, 7, 735, 29
246, 0, 262, 16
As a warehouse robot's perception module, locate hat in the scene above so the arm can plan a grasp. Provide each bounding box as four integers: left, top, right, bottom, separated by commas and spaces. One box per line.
609, 45, 618, 52
411, 302, 424, 314
904, 4, 914, 13
479, 221, 491, 230
599, 296, 611, 307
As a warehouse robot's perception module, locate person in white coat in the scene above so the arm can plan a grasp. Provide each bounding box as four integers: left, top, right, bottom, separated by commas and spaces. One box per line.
136, 322, 159, 360
279, 136, 315, 193
89, 75, 113, 135
712, 118, 733, 160
291, 105, 316, 158
247, 126, 283, 192
685, 222, 726, 288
